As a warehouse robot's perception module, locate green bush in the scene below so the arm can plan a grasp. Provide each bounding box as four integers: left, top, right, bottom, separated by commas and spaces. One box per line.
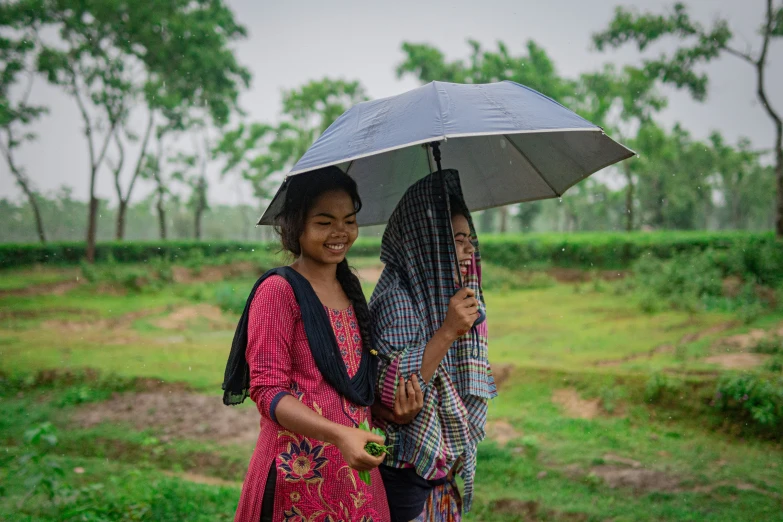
0, 240, 277, 269
714, 374, 783, 439
634, 251, 723, 313
752, 336, 783, 355
632, 245, 781, 316
644, 373, 682, 403
2, 232, 779, 272
765, 356, 783, 373
214, 284, 248, 314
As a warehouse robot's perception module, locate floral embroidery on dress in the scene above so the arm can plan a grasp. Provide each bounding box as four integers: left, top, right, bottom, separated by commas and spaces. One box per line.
283, 505, 304, 522
278, 438, 328, 484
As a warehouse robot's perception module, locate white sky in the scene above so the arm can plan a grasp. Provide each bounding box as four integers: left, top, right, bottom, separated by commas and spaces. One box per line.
1, 0, 781, 206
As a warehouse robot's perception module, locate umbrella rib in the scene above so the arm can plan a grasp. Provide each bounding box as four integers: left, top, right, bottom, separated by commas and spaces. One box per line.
504, 134, 561, 198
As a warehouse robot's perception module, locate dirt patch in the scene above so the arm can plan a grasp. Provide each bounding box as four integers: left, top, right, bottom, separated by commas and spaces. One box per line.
486, 420, 521, 446
491, 363, 514, 390
552, 388, 600, 420
590, 465, 681, 492
0, 279, 82, 297
602, 453, 641, 468
42, 306, 168, 338
595, 344, 674, 367
703, 353, 769, 369
73, 391, 260, 447
0, 307, 87, 321
680, 322, 738, 344
690, 480, 781, 499
717, 329, 769, 351
596, 322, 737, 367
490, 499, 588, 522
154, 304, 232, 330
171, 262, 259, 284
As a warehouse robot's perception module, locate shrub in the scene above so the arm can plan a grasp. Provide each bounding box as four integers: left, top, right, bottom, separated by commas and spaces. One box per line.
2, 232, 778, 273
214, 284, 248, 314
714, 374, 783, 439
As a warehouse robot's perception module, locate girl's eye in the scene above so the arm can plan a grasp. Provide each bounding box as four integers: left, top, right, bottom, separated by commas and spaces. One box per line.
316, 222, 330, 226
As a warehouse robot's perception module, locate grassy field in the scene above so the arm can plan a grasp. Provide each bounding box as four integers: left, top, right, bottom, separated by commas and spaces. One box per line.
1, 257, 781, 521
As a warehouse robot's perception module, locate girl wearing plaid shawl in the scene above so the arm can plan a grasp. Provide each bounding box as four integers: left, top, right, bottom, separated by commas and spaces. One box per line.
370, 169, 498, 521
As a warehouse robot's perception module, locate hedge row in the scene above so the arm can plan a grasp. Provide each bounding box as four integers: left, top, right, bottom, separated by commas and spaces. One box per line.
476, 231, 779, 270
0, 232, 778, 271
0, 240, 279, 268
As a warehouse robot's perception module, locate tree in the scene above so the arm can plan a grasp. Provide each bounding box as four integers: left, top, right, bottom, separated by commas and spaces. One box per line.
172, 132, 211, 239
215, 78, 367, 208
20, 0, 250, 260
633, 123, 712, 230
397, 40, 576, 232
0, 3, 48, 242
709, 133, 774, 230
575, 65, 666, 231
594, 1, 783, 237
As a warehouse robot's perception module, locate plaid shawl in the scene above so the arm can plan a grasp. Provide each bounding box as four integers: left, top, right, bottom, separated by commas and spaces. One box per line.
369, 169, 497, 511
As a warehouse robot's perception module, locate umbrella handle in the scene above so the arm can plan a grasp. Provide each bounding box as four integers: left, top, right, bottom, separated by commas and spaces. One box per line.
430, 140, 443, 173
430, 141, 464, 289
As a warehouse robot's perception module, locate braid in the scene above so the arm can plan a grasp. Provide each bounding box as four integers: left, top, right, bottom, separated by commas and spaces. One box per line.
336, 259, 375, 356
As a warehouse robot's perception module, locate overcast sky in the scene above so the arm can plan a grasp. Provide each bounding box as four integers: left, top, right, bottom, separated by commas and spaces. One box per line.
1, 0, 781, 206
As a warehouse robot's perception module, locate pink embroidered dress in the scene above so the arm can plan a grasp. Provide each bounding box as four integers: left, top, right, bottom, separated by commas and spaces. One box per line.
234, 275, 389, 522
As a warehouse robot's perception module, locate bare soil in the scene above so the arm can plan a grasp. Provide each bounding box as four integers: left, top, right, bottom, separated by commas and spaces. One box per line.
485, 420, 521, 446
73, 391, 260, 447
551, 388, 601, 420
703, 353, 769, 369
154, 304, 233, 330
171, 262, 259, 284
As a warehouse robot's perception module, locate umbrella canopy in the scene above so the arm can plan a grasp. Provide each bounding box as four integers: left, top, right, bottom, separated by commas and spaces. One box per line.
258, 80, 634, 226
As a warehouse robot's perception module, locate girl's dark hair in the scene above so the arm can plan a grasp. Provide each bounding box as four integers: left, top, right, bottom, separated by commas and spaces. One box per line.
449, 194, 469, 219
274, 166, 373, 355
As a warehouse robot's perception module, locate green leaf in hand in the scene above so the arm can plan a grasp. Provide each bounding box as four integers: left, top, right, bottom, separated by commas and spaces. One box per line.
356, 420, 393, 485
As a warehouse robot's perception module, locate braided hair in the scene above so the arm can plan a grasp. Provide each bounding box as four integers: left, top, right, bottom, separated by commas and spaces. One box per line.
274, 167, 374, 356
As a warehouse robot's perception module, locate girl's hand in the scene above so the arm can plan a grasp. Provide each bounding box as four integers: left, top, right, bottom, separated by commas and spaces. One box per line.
334, 426, 385, 471
392, 373, 423, 424
441, 287, 479, 340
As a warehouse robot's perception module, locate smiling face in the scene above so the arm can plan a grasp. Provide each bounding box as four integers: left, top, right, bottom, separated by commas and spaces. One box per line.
298, 189, 359, 266
452, 212, 475, 282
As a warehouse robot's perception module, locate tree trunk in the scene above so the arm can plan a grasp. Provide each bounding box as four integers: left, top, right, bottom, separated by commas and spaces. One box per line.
2, 146, 47, 243
499, 206, 509, 233
29, 191, 46, 244
194, 178, 205, 240
775, 145, 783, 238
623, 163, 634, 232
157, 188, 167, 240
15, 171, 46, 243
86, 195, 98, 263
116, 199, 128, 240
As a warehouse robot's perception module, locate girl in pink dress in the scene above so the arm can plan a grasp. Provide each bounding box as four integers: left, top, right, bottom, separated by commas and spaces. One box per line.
222, 167, 392, 522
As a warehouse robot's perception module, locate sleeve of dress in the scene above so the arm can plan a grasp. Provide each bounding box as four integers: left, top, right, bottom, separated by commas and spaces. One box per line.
246, 275, 299, 423
372, 291, 435, 411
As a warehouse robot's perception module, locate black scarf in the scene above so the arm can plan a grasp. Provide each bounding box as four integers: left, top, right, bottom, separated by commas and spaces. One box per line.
222, 266, 376, 407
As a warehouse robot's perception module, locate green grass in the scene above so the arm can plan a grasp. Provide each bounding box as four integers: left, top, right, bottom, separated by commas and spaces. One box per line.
0, 266, 80, 291
2, 262, 783, 521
